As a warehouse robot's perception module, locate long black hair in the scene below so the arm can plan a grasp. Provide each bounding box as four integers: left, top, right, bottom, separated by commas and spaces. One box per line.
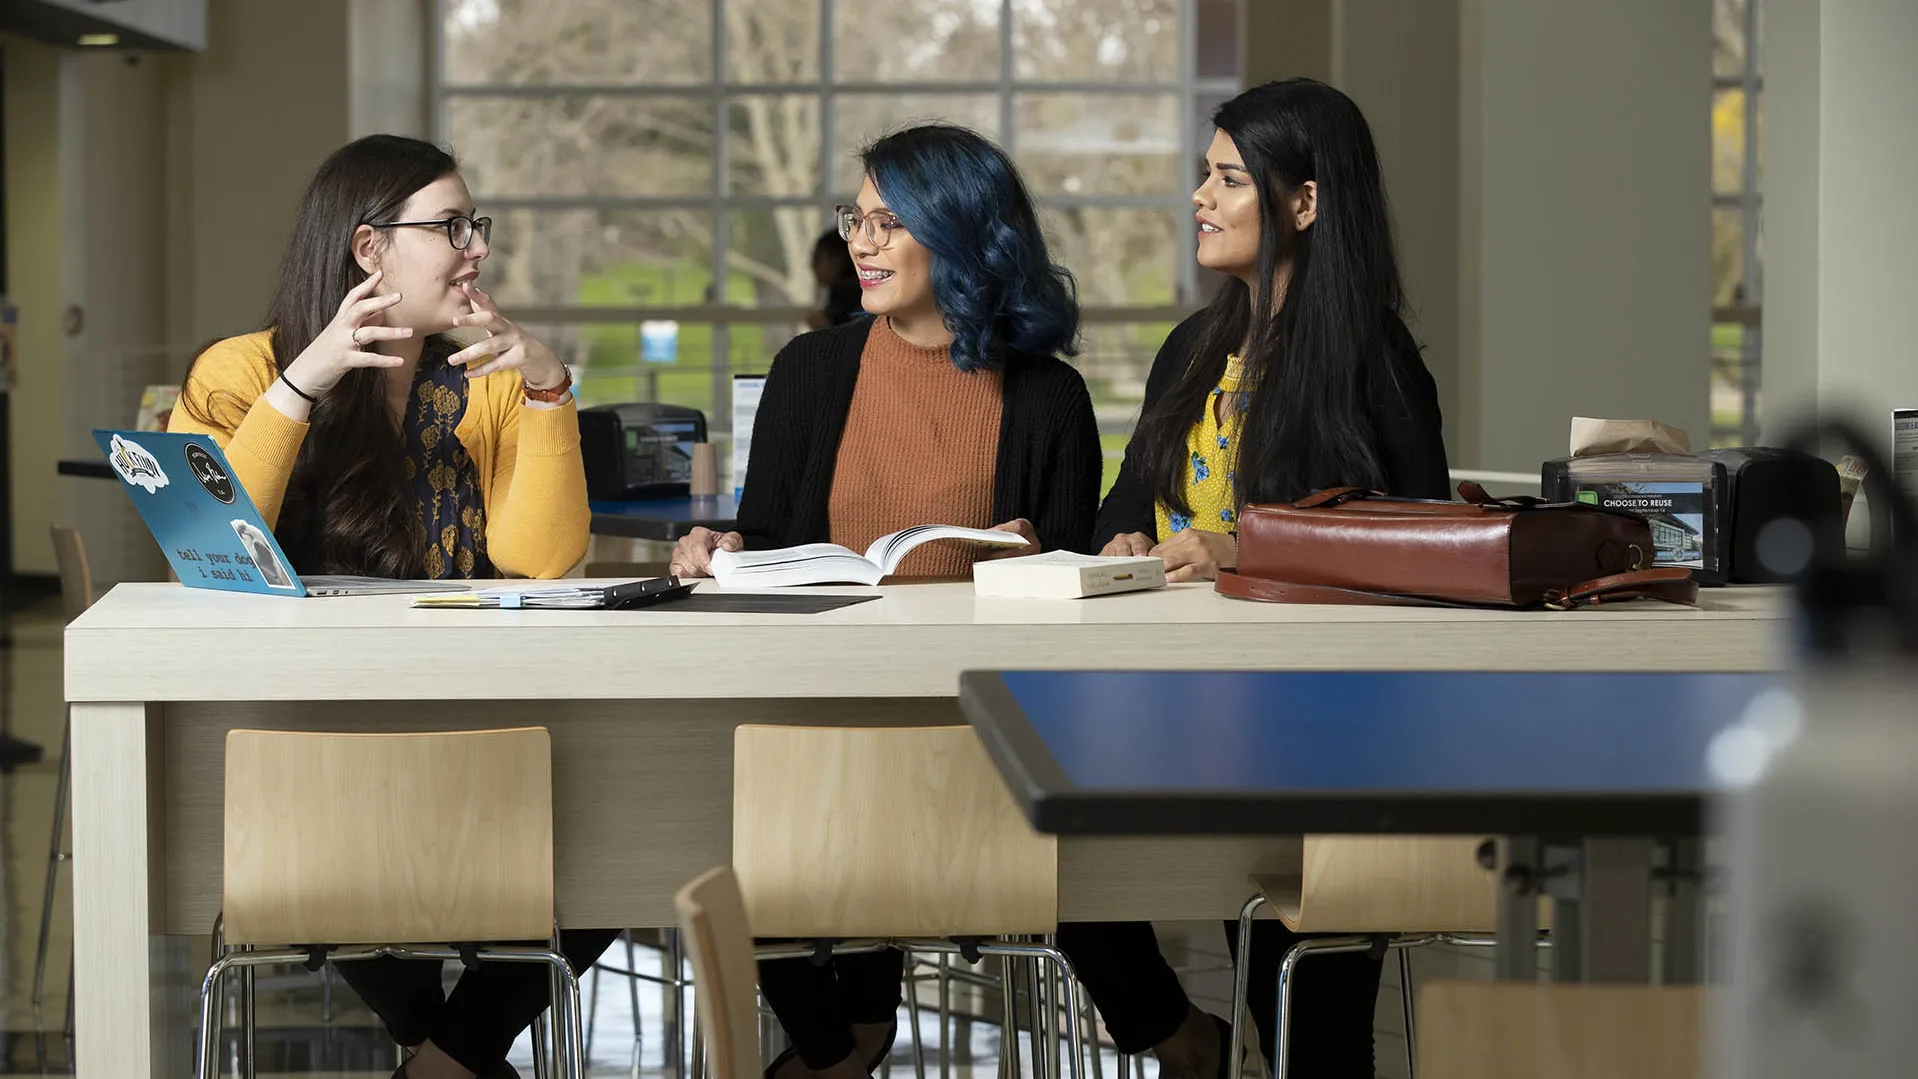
179, 135, 457, 577
1136, 79, 1406, 515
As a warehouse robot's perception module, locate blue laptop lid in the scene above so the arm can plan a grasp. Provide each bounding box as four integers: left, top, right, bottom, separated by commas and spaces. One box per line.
94, 429, 308, 597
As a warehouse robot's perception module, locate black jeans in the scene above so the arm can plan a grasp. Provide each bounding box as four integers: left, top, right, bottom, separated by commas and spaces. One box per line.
334, 930, 618, 1073
1056, 920, 1382, 1076
758, 947, 905, 1070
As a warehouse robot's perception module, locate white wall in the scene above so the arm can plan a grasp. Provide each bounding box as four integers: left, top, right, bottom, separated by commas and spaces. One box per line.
1763, 0, 1918, 459
4, 36, 65, 574
172, 0, 350, 351
24, 1, 350, 583
1335, 0, 1462, 464
57, 49, 172, 586
1241, 0, 1711, 474
1459, 0, 1713, 471
33, 0, 206, 50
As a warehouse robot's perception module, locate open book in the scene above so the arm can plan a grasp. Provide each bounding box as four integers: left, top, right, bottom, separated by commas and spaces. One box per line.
710, 525, 1029, 588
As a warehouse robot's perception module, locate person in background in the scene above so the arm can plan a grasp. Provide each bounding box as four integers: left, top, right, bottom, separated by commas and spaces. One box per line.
671, 122, 1101, 1079
806, 227, 867, 329
170, 133, 609, 1079
1061, 79, 1450, 1079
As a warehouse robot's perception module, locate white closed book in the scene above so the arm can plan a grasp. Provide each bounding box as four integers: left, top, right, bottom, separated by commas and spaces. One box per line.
971, 550, 1166, 599
711, 525, 1028, 588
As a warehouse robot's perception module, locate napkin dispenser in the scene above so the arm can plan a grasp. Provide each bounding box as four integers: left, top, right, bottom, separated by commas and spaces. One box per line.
578, 402, 707, 500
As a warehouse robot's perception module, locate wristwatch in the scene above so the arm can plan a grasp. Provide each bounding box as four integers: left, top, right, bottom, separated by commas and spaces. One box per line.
523, 370, 573, 404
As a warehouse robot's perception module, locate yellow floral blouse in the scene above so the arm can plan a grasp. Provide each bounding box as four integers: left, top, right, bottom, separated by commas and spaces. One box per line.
1154, 353, 1247, 542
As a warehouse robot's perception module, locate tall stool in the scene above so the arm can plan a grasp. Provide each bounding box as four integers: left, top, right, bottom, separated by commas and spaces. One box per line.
733, 724, 1090, 1079
676, 867, 762, 1079
1227, 835, 1510, 1079
34, 525, 97, 1031
196, 727, 586, 1079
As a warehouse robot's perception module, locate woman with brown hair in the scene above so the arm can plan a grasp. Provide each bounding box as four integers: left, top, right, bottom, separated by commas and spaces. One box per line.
171, 133, 606, 1079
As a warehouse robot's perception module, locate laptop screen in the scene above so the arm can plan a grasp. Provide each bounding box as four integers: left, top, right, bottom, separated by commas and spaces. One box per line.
95, 429, 308, 597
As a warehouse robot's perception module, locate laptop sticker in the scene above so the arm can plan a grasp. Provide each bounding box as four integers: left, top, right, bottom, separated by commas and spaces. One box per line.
231, 519, 296, 590
185, 442, 236, 504
108, 434, 168, 493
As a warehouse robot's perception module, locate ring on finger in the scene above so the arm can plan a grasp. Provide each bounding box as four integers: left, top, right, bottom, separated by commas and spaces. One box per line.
351, 327, 366, 347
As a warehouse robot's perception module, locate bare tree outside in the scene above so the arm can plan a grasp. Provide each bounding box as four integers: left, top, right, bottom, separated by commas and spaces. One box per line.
440, 0, 1212, 426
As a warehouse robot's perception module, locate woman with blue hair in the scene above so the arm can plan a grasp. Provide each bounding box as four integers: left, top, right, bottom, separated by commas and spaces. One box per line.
671, 122, 1101, 1079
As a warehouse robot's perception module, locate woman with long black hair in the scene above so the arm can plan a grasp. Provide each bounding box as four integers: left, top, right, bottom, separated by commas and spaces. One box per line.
1061, 78, 1449, 1079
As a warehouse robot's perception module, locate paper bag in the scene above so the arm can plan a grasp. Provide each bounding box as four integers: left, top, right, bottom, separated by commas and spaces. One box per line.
1569, 417, 1692, 456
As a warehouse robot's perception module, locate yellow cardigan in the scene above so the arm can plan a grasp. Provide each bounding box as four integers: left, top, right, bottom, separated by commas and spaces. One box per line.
168, 331, 589, 579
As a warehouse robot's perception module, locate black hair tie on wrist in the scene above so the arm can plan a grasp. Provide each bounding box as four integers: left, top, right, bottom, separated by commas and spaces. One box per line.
279, 373, 318, 404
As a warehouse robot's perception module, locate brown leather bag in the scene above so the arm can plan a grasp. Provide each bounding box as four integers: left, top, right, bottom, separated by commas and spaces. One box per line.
1215, 482, 1699, 609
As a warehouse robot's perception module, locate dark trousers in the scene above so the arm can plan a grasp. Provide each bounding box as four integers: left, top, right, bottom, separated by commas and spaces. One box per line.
334, 930, 618, 1073
1056, 920, 1382, 1076
758, 947, 906, 1069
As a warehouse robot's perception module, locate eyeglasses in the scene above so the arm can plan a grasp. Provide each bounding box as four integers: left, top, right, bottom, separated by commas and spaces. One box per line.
374, 214, 492, 251
835, 205, 905, 249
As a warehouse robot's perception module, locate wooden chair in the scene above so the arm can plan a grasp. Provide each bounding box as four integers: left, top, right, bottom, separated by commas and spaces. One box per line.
1415, 982, 1706, 1078
676, 867, 762, 1079
196, 728, 585, 1079
733, 724, 1086, 1079
1227, 835, 1512, 1079
34, 526, 98, 1024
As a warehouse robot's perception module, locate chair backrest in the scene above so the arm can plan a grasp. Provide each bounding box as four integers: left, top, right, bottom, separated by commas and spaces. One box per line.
222, 727, 555, 946
1257, 836, 1502, 933
50, 525, 96, 622
1417, 982, 1705, 1079
732, 725, 1058, 938
675, 866, 763, 1079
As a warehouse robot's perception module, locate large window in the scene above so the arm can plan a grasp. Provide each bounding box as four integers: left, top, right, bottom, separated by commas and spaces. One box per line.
435, 0, 1241, 480
1712, 0, 1762, 446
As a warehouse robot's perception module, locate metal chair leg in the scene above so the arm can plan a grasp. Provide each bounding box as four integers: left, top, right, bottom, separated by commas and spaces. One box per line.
667, 928, 687, 1079
998, 953, 1019, 1079
555, 950, 588, 1079
1020, 944, 1085, 1079
533, 1012, 553, 1079
194, 949, 307, 1079
1045, 947, 1063, 1079
1084, 989, 1104, 1079
698, 981, 713, 1079
1272, 935, 1439, 1079
241, 955, 257, 1079
32, 717, 71, 1012
938, 953, 952, 1079
1227, 893, 1264, 1079
587, 958, 602, 1062
196, 954, 233, 1079
904, 947, 927, 1079
1274, 936, 1373, 1079
1398, 947, 1418, 1079
625, 931, 644, 1079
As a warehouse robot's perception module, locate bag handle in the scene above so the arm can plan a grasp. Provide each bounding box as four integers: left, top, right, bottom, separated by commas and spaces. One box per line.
1293, 487, 1377, 509
1455, 480, 1547, 508
1544, 568, 1699, 610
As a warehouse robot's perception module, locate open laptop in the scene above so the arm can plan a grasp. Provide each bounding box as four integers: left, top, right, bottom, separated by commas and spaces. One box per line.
95, 429, 470, 598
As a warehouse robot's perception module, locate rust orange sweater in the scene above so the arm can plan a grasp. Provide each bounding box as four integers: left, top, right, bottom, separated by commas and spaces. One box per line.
826, 318, 1003, 577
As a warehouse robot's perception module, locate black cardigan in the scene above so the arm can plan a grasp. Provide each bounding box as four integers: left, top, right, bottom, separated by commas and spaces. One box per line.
734, 318, 1103, 555
1092, 311, 1451, 549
